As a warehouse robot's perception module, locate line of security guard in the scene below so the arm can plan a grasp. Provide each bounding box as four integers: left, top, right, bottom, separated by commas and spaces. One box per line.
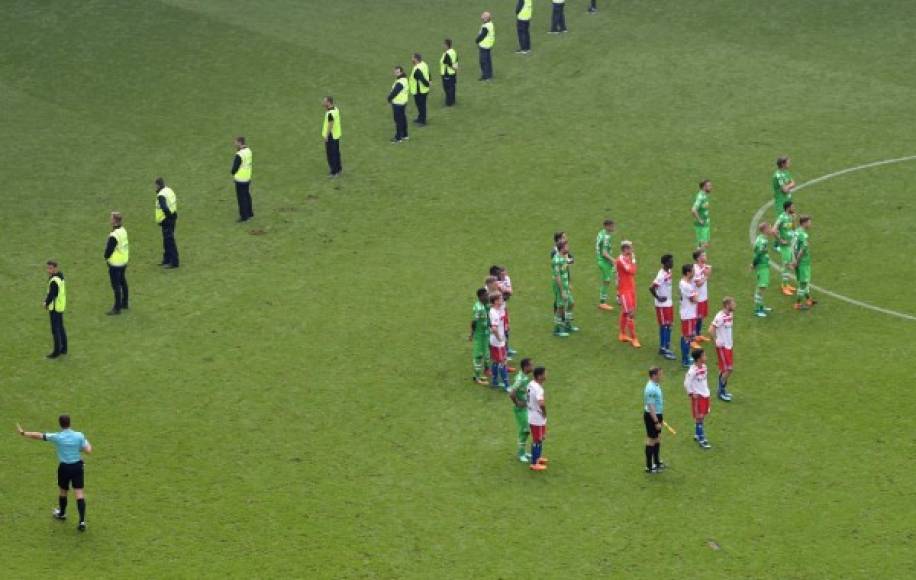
409, 53, 431, 125
43, 260, 67, 358
154, 177, 179, 268
104, 211, 129, 315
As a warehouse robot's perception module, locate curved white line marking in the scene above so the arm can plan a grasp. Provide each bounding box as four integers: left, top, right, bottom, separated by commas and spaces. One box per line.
749, 155, 916, 322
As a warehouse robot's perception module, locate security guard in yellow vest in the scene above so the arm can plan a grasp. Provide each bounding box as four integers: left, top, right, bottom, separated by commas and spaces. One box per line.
231, 136, 254, 222
43, 260, 68, 358
104, 212, 129, 315
322, 96, 343, 177
476, 12, 495, 80
439, 38, 458, 107
515, 0, 533, 53
409, 53, 431, 125
387, 66, 410, 143
154, 177, 179, 268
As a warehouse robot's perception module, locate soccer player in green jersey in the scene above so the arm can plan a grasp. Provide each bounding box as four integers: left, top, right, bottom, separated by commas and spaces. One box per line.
469, 287, 491, 384
791, 215, 816, 310
595, 218, 616, 311
552, 240, 576, 336
773, 200, 797, 296
508, 358, 533, 462
691, 179, 712, 249
773, 156, 796, 220
751, 222, 773, 317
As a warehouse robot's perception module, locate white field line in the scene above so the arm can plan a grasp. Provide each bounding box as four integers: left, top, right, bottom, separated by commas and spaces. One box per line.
749, 155, 916, 322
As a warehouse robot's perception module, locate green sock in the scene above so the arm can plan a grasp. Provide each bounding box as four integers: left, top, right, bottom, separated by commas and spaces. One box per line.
754, 290, 763, 310
599, 284, 608, 303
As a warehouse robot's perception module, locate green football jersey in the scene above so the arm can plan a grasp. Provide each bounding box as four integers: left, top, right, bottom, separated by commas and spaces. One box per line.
510, 371, 531, 406
552, 252, 569, 284
692, 190, 709, 226
752, 233, 770, 267
595, 229, 613, 263
774, 211, 795, 247
793, 229, 811, 265
773, 169, 793, 209
472, 300, 489, 337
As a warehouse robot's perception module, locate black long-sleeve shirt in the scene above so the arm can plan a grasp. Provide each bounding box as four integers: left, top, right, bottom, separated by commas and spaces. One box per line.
387, 77, 406, 103
412, 66, 429, 88
44, 272, 63, 307
475, 26, 489, 45
516, 0, 524, 16
230, 153, 242, 176
104, 236, 117, 259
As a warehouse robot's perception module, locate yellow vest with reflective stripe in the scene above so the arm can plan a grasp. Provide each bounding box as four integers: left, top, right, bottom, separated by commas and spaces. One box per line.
108, 227, 129, 266
391, 78, 409, 105
234, 147, 252, 182
518, 0, 533, 20
155, 187, 177, 224
439, 48, 457, 76
479, 22, 495, 49
48, 275, 66, 312
321, 107, 341, 140
409, 62, 430, 95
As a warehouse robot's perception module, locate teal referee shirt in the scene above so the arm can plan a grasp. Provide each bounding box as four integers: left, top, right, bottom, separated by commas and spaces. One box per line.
643, 380, 663, 414
44, 429, 89, 464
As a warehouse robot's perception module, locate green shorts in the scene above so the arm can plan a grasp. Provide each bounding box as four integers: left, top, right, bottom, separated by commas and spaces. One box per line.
597, 260, 615, 283
513, 407, 529, 436
755, 265, 770, 288
694, 224, 710, 245
796, 262, 811, 284
778, 245, 793, 266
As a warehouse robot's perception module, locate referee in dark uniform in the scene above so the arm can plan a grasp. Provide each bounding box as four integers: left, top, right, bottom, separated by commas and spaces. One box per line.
18, 414, 93, 531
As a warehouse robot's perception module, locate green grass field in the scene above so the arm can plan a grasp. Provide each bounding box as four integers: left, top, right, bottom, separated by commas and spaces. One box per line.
2, 1, 915, 577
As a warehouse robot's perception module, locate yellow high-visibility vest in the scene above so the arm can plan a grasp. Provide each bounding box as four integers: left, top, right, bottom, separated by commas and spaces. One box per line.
108, 227, 129, 267
409, 61, 430, 95
47, 275, 66, 312
391, 78, 409, 105
155, 187, 177, 224
479, 22, 495, 49
439, 48, 457, 76
321, 107, 342, 140
518, 0, 533, 20
234, 147, 252, 182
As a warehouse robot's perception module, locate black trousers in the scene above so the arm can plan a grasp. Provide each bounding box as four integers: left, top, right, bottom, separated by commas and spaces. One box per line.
414, 93, 428, 124
325, 138, 342, 175
49, 311, 67, 354
479, 47, 492, 79
517, 19, 531, 51
160, 215, 179, 266
442, 75, 456, 106
589, 0, 597, 10
392, 104, 408, 140
108, 265, 128, 311
235, 181, 254, 220
551, 3, 567, 31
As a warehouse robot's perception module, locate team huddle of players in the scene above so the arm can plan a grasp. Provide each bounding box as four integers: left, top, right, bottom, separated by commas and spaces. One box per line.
468, 156, 812, 472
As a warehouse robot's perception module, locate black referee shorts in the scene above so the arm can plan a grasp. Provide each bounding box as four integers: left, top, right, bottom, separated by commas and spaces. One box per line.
643, 412, 663, 438
57, 461, 84, 490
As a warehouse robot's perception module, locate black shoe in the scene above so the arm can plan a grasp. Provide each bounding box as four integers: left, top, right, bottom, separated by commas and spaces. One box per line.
390, 138, 401, 143
163, 264, 178, 269
46, 352, 60, 359
654, 461, 666, 470
236, 217, 250, 223
52, 508, 66, 520
78, 521, 87, 532
106, 309, 121, 316
158, 262, 168, 266
645, 466, 658, 474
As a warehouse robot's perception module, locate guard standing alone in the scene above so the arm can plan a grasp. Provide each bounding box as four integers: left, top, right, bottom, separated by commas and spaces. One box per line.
440, 39, 458, 106
387, 66, 410, 143
104, 211, 129, 315
43, 260, 67, 358
154, 177, 179, 268
322, 96, 342, 177
410, 53, 431, 125
231, 136, 254, 222
476, 12, 495, 80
